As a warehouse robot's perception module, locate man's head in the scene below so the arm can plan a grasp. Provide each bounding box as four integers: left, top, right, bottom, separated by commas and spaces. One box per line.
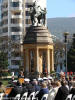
61, 80, 66, 86
41, 82, 47, 88
32, 79, 38, 85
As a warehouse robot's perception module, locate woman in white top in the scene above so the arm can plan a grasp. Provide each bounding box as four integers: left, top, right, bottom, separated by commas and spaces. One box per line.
47, 81, 61, 100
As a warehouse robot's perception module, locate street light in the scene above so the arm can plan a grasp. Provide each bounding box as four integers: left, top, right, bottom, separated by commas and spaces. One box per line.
63, 32, 69, 75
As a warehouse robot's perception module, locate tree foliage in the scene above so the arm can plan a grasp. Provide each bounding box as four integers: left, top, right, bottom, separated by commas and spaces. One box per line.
54, 40, 65, 69
67, 34, 75, 72
0, 51, 8, 70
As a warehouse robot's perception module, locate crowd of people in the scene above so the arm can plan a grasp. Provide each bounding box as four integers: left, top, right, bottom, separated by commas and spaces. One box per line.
0, 71, 75, 100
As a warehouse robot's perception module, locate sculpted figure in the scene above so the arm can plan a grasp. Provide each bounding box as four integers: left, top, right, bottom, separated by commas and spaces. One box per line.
30, 1, 46, 26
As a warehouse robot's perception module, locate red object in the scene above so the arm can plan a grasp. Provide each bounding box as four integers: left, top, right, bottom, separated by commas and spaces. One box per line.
67, 72, 69, 75
70, 71, 73, 75
73, 77, 75, 80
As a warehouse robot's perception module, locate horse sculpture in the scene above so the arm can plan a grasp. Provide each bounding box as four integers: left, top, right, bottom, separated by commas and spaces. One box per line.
30, 1, 46, 26
37, 8, 46, 25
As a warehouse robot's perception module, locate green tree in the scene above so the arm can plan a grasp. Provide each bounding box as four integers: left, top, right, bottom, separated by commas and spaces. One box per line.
67, 34, 75, 72
0, 51, 8, 70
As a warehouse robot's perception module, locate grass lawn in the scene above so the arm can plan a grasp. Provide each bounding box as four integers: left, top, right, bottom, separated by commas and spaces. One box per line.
1, 79, 9, 87
0, 77, 18, 87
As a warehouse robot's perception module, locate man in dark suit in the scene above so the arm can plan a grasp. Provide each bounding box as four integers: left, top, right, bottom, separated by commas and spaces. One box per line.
32, 79, 40, 92
24, 78, 35, 97
54, 80, 69, 100
7, 81, 23, 100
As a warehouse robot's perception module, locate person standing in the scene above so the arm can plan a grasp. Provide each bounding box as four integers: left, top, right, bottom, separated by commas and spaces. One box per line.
18, 71, 24, 78
54, 80, 69, 100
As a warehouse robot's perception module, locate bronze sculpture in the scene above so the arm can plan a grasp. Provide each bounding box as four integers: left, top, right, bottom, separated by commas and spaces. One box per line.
30, 1, 46, 26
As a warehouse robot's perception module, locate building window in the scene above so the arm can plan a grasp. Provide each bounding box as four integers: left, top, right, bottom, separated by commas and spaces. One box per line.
11, 35, 20, 41
14, 12, 21, 15
11, 44, 20, 50
3, 27, 8, 33
25, 3, 33, 8
11, 27, 22, 32
2, 3, 8, 9
11, 18, 22, 24
11, 52, 20, 57
11, 60, 21, 65
26, 19, 28, 24
26, 11, 30, 16
0, 21, 2, 26
2, 19, 8, 25
26, 19, 31, 24
2, 11, 8, 18
11, 2, 20, 7
11, 11, 21, 16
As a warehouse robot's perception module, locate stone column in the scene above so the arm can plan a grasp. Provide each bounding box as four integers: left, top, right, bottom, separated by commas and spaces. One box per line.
47, 49, 50, 74
39, 51, 43, 74
25, 49, 29, 72
36, 48, 39, 72
52, 49, 54, 71
23, 49, 26, 70
50, 49, 52, 72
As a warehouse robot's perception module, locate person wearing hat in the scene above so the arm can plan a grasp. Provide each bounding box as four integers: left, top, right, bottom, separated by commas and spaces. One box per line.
8, 80, 28, 99
7, 81, 23, 100
24, 78, 35, 97
32, 79, 40, 92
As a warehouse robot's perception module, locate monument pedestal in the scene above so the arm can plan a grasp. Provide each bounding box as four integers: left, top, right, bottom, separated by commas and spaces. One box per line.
23, 26, 54, 77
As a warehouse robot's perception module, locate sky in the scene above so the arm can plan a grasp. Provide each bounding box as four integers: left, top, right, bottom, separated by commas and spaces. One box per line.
47, 0, 75, 18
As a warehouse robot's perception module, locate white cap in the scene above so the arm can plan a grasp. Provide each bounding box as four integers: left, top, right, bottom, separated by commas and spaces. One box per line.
48, 76, 53, 80
38, 78, 43, 81
13, 80, 17, 82
24, 78, 30, 82
33, 79, 37, 81
43, 77, 48, 80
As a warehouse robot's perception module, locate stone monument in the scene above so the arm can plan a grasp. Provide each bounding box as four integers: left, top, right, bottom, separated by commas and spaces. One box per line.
23, 0, 54, 77
30, 1, 46, 26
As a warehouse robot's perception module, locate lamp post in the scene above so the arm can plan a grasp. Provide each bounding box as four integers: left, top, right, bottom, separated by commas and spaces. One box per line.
63, 32, 69, 75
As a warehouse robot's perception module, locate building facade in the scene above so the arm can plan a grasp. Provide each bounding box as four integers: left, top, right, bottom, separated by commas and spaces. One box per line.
0, 0, 25, 70
0, 0, 46, 70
